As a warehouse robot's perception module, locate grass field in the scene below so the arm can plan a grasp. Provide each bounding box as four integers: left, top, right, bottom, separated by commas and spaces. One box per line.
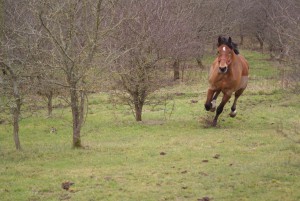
1, 50, 300, 201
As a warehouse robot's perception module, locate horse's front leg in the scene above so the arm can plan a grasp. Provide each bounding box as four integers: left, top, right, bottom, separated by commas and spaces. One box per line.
212, 93, 231, 126
204, 88, 216, 111
210, 90, 221, 112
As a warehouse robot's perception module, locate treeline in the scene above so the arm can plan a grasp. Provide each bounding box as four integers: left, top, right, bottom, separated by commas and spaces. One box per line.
0, 0, 299, 150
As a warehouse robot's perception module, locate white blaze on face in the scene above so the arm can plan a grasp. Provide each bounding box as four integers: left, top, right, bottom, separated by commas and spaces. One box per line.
222, 46, 226, 51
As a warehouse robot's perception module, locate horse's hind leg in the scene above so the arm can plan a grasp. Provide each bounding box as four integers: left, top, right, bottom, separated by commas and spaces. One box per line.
210, 90, 221, 112
230, 88, 245, 117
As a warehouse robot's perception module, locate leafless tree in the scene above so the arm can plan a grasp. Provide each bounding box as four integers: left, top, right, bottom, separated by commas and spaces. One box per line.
37, 0, 118, 147
262, 0, 300, 90
107, 0, 170, 121
235, 0, 268, 51
235, 0, 299, 89
0, 0, 38, 150
262, 0, 300, 60
159, 0, 202, 80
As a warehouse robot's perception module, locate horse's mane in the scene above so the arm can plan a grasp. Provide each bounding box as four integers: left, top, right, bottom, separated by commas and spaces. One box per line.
218, 36, 239, 55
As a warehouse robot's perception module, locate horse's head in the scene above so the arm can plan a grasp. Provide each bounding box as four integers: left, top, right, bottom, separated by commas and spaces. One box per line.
216, 36, 238, 74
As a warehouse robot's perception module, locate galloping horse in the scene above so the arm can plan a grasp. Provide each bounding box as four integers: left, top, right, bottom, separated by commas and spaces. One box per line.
205, 36, 249, 126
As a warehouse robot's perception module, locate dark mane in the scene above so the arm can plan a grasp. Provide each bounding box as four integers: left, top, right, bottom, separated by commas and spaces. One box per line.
217, 36, 239, 55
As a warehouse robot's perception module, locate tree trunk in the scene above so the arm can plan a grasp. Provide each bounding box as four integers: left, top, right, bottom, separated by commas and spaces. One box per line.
12, 79, 21, 150
259, 41, 264, 53
135, 102, 143, 121
239, 26, 244, 46
196, 58, 204, 69
173, 59, 180, 81
133, 94, 143, 121
70, 84, 82, 148
12, 106, 21, 150
240, 34, 244, 46
256, 35, 264, 53
79, 90, 85, 128
46, 91, 53, 117
269, 44, 275, 59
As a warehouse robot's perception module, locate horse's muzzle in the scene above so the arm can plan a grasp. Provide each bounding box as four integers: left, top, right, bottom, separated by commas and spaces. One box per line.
219, 66, 228, 74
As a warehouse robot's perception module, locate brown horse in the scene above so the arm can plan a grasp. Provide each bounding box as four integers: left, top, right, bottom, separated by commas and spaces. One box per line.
205, 36, 249, 126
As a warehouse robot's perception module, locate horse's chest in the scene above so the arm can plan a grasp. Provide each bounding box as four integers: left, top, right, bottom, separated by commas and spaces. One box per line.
221, 81, 234, 91
214, 76, 235, 88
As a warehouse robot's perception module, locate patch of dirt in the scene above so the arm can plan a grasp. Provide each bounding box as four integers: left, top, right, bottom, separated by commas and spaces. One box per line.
213, 154, 220, 159
199, 172, 208, 176
197, 196, 212, 201
181, 170, 188, 174
199, 115, 220, 128
61, 181, 74, 191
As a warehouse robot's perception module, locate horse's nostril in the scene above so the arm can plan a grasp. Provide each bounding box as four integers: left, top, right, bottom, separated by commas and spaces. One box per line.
219, 66, 228, 73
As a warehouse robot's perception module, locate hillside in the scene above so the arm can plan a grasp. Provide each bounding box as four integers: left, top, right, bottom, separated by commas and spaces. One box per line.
1, 50, 300, 201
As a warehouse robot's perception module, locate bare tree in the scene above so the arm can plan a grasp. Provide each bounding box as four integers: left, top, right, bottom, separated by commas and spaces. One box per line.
160, 0, 202, 80
262, 0, 300, 90
0, 0, 38, 150
107, 0, 164, 121
238, 0, 268, 52
262, 0, 300, 60
235, 0, 299, 88
37, 0, 117, 147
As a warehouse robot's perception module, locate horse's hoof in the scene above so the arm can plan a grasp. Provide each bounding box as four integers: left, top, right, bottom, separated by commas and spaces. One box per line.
204, 103, 211, 111
229, 110, 237, 118
210, 107, 216, 112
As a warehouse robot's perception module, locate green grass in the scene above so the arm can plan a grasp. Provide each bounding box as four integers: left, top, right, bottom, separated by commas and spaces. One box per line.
1, 51, 300, 201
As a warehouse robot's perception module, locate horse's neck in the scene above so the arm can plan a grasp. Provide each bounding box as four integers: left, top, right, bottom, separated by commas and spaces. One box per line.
232, 53, 239, 63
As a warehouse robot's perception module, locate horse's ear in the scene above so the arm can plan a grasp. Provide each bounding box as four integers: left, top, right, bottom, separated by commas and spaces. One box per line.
228, 37, 232, 44
218, 36, 222, 46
